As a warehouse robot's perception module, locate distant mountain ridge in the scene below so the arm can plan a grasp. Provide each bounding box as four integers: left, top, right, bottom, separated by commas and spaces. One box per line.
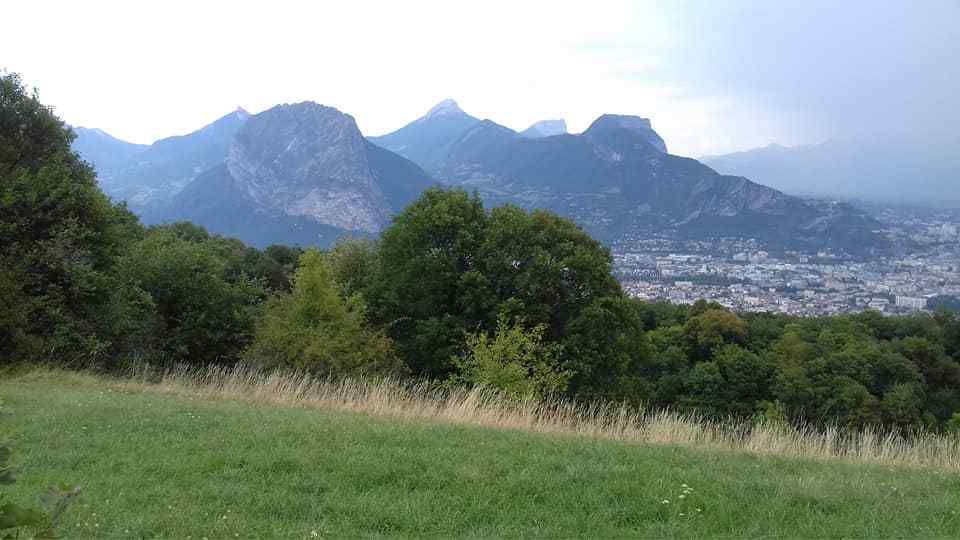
369, 101, 885, 254
73, 108, 249, 213
74, 99, 888, 253
702, 138, 960, 207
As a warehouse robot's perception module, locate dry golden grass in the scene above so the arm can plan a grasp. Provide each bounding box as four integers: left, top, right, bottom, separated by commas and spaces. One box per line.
29, 363, 960, 471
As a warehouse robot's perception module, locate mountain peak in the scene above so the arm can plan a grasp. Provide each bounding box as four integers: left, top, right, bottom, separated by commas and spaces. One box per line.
424, 99, 464, 119
520, 119, 567, 138
587, 114, 653, 133
586, 114, 667, 153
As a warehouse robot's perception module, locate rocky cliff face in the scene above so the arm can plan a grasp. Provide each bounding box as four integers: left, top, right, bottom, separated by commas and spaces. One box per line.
157, 102, 434, 246
225, 102, 391, 233
73, 98, 888, 253
74, 103, 434, 247
71, 127, 147, 181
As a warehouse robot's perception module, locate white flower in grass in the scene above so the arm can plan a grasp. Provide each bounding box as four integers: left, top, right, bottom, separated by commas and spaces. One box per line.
661, 499, 670, 504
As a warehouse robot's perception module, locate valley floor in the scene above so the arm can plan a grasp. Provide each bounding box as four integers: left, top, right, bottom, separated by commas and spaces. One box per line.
3, 371, 960, 538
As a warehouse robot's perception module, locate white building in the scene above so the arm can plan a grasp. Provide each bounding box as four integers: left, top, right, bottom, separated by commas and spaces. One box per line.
895, 296, 927, 310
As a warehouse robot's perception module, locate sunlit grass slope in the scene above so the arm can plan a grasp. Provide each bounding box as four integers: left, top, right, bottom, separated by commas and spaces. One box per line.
3, 370, 960, 538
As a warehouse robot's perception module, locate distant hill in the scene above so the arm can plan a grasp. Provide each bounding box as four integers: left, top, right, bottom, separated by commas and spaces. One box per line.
702, 138, 960, 207
73, 109, 249, 214
71, 127, 147, 179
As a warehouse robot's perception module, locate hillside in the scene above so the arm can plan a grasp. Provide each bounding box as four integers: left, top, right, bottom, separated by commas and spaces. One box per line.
3, 369, 960, 538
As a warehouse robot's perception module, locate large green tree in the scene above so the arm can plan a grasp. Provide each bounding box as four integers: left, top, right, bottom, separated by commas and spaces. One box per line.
366, 188, 644, 398
0, 72, 147, 365
120, 227, 266, 365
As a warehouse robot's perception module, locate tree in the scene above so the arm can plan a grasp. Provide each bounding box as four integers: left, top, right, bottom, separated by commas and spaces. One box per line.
369, 188, 489, 376
561, 296, 652, 401
367, 188, 641, 397
682, 308, 747, 362
0, 71, 147, 365
120, 229, 265, 365
244, 249, 402, 376
328, 238, 380, 298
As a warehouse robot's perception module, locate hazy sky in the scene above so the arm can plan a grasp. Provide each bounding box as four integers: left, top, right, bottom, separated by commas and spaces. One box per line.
3, 0, 957, 156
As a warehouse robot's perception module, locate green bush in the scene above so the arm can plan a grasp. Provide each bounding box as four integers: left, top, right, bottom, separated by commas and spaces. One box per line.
452, 316, 569, 400
244, 250, 402, 377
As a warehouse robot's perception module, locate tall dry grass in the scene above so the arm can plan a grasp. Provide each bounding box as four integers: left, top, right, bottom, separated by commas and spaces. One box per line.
81, 363, 960, 471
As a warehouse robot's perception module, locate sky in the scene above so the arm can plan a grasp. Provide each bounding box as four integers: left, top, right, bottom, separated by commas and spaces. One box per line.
3, 0, 957, 157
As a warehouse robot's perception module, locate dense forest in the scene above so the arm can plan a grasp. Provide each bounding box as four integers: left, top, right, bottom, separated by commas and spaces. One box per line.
4, 71, 960, 433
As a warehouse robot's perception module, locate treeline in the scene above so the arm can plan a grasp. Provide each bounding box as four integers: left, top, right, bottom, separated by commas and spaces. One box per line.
4, 71, 960, 432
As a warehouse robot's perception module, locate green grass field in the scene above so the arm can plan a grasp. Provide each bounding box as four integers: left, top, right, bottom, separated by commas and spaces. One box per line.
3, 371, 960, 538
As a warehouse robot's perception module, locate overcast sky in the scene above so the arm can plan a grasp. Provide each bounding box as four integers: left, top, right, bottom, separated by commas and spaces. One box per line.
4, 0, 957, 157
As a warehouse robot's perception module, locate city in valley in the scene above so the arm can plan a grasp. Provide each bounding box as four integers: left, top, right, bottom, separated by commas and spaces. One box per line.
614, 205, 960, 316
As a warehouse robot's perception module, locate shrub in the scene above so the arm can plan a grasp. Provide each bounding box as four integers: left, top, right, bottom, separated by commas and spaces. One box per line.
452, 316, 569, 400
244, 250, 402, 377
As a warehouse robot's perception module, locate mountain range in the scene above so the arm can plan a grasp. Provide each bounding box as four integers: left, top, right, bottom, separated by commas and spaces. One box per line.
372, 102, 881, 252
702, 138, 960, 207
72, 99, 888, 252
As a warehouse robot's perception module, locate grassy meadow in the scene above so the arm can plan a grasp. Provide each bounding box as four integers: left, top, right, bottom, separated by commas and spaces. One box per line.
3, 368, 960, 538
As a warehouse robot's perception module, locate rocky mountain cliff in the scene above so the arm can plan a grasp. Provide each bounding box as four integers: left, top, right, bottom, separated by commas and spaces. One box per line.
71, 127, 147, 179
74, 103, 434, 247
